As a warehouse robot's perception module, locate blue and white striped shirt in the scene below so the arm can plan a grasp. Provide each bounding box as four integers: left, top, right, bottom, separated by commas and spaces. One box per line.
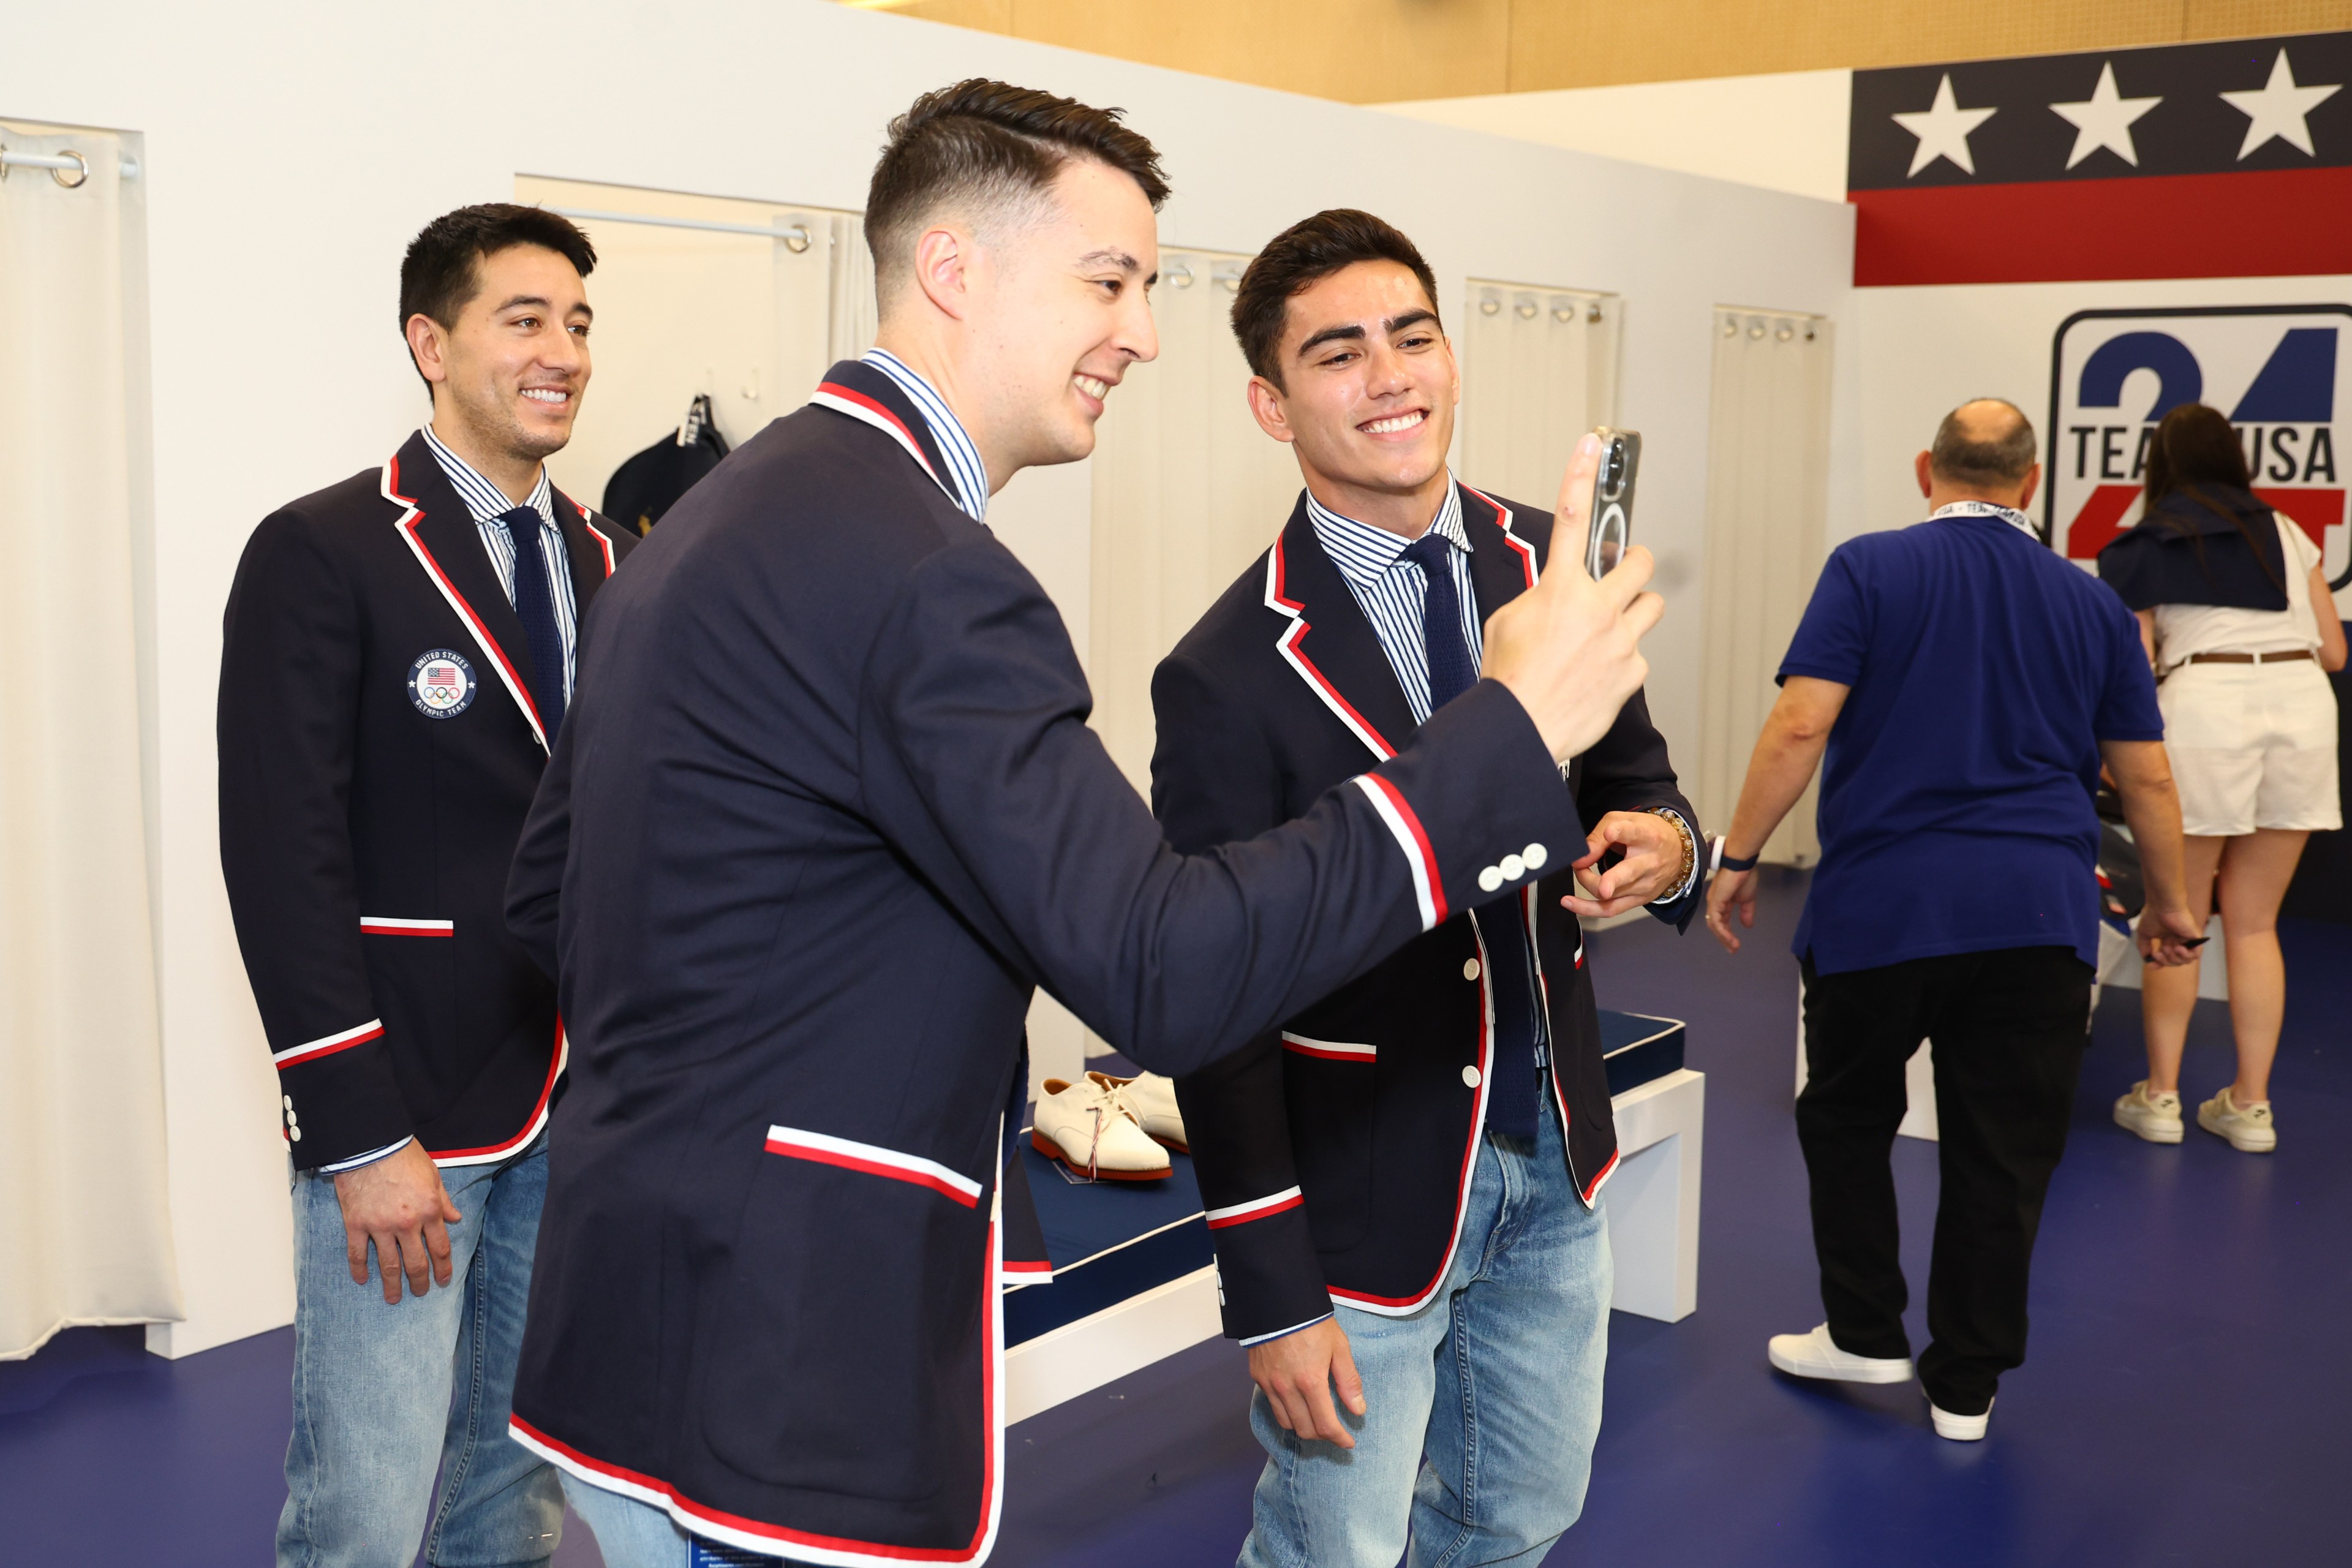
1305, 481, 1482, 726
422, 423, 581, 704
862, 348, 990, 524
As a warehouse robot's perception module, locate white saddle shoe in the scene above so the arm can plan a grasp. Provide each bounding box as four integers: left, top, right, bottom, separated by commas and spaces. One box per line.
1091, 1069, 1188, 1152
1032, 1077, 1171, 1182
1766, 1324, 1915, 1384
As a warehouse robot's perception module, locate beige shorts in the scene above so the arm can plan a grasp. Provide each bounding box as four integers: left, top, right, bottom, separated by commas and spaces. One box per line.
2158, 659, 2343, 837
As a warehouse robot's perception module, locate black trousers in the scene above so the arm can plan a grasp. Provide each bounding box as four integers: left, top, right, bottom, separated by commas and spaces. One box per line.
1797, 945, 2093, 1414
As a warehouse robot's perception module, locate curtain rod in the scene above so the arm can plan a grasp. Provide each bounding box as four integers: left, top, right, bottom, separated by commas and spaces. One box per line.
0, 148, 140, 185
549, 206, 813, 252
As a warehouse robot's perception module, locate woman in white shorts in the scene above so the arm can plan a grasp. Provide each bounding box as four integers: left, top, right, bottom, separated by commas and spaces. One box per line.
2098, 402, 2346, 1153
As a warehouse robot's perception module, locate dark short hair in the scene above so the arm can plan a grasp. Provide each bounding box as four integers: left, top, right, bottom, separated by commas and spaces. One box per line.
1928, 399, 2038, 486
398, 204, 597, 389
1230, 209, 1441, 390
865, 79, 1169, 292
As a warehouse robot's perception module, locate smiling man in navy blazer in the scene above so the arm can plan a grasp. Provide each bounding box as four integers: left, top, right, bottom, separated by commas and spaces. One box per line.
499, 83, 1668, 1568
1153, 210, 1702, 1568
219, 205, 632, 1568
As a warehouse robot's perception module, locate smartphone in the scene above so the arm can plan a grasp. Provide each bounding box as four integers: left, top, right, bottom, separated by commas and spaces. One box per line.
1584, 428, 1641, 578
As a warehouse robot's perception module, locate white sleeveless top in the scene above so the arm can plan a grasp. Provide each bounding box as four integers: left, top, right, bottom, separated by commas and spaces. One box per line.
2150, 516, 2325, 664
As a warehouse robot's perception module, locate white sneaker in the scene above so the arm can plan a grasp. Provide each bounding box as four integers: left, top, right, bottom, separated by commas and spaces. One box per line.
1091, 1069, 1188, 1152
1032, 1077, 1171, 1181
2114, 1080, 2184, 1144
1766, 1324, 1915, 1384
2196, 1088, 2277, 1153
1929, 1397, 1992, 1441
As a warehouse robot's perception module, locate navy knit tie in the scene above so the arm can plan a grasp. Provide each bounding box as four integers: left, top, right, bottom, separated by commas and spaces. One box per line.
1400, 533, 1476, 710
498, 506, 567, 742
1401, 531, 1545, 1139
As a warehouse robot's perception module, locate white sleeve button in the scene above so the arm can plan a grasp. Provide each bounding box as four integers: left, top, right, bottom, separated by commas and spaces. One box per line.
1477, 865, 1504, 893
1499, 854, 1525, 881
1523, 843, 1547, 870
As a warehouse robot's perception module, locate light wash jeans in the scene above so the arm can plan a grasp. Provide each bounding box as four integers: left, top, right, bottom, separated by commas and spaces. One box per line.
1238, 1098, 1612, 1568
561, 1474, 811, 1567
277, 1133, 563, 1568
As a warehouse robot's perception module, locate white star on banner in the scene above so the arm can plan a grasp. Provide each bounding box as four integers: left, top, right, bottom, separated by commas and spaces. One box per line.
1893, 74, 1999, 176
2049, 62, 2162, 168
2220, 48, 2341, 159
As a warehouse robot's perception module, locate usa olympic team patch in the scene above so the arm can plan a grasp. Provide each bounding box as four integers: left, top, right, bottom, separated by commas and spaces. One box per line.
407, 650, 476, 718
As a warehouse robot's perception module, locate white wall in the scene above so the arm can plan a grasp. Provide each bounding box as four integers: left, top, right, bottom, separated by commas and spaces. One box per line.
1, 0, 1853, 1355
1858, 274, 2352, 547
1381, 70, 1854, 204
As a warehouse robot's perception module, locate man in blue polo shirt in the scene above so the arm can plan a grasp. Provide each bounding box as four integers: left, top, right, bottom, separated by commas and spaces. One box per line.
1703, 399, 2201, 1441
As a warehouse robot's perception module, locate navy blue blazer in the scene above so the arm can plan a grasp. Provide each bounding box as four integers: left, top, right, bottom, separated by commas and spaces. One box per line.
1153, 483, 1699, 1341
217, 431, 630, 1170
503, 361, 1594, 1564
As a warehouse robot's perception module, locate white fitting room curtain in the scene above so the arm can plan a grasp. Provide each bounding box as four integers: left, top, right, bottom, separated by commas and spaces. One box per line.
1457, 282, 1621, 510
0, 122, 180, 1357
1088, 251, 1299, 789
1694, 307, 1834, 865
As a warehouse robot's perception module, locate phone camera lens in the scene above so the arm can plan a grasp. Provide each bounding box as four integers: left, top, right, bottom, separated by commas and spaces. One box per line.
1600, 437, 1628, 499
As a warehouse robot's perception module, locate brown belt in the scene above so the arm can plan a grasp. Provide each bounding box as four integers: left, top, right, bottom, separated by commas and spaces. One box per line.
2182, 649, 2315, 666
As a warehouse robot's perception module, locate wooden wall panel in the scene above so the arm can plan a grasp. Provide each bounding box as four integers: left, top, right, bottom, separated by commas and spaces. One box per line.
1506, 1, 2191, 91
851, 0, 2352, 104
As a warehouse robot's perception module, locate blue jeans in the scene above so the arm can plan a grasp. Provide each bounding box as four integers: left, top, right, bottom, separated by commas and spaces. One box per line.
277, 1134, 562, 1568
1238, 1099, 1612, 1568
560, 1474, 812, 1567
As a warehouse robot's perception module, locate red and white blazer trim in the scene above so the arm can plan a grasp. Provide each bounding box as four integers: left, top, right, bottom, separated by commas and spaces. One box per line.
1280, 1032, 1377, 1062
1351, 774, 1447, 932
1001, 1258, 1055, 1280
359, 916, 454, 937
1205, 1186, 1305, 1231
272, 1018, 385, 1069
1458, 483, 1539, 589
1263, 539, 1398, 763
1327, 914, 1495, 1316
763, 1125, 984, 1209
383, 457, 551, 755
810, 384, 961, 511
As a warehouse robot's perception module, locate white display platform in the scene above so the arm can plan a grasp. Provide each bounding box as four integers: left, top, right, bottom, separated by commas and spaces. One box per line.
1004, 1068, 1707, 1423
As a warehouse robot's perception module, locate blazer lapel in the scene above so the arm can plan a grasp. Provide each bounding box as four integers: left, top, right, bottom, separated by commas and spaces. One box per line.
382, 431, 552, 753
551, 483, 620, 609
1458, 480, 1542, 620
1262, 497, 1420, 762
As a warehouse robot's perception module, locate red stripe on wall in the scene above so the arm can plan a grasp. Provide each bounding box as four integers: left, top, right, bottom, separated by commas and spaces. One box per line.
1852, 166, 2352, 287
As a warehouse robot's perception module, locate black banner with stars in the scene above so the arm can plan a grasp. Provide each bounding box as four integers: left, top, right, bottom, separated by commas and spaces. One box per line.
1847, 31, 2352, 285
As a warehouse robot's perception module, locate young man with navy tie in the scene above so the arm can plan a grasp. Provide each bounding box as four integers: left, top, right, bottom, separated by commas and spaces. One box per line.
500, 84, 1667, 1567
218, 205, 633, 1567
1152, 209, 1702, 1568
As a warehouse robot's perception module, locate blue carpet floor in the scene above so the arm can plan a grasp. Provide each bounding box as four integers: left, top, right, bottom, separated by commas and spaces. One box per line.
4, 868, 2343, 1565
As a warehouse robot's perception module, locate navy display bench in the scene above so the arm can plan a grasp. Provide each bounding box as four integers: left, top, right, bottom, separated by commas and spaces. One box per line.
1004, 1012, 1705, 1422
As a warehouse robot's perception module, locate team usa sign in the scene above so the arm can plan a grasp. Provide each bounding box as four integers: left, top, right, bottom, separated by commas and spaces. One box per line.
2046, 306, 2350, 614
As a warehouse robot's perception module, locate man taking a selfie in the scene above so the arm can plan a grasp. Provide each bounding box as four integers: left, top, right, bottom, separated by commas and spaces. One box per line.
1153, 209, 1702, 1568
501, 92, 1667, 1567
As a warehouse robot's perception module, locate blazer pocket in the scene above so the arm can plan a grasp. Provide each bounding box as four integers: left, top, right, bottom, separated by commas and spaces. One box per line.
702, 1127, 992, 1502
1282, 1050, 1379, 1253
359, 918, 456, 1087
